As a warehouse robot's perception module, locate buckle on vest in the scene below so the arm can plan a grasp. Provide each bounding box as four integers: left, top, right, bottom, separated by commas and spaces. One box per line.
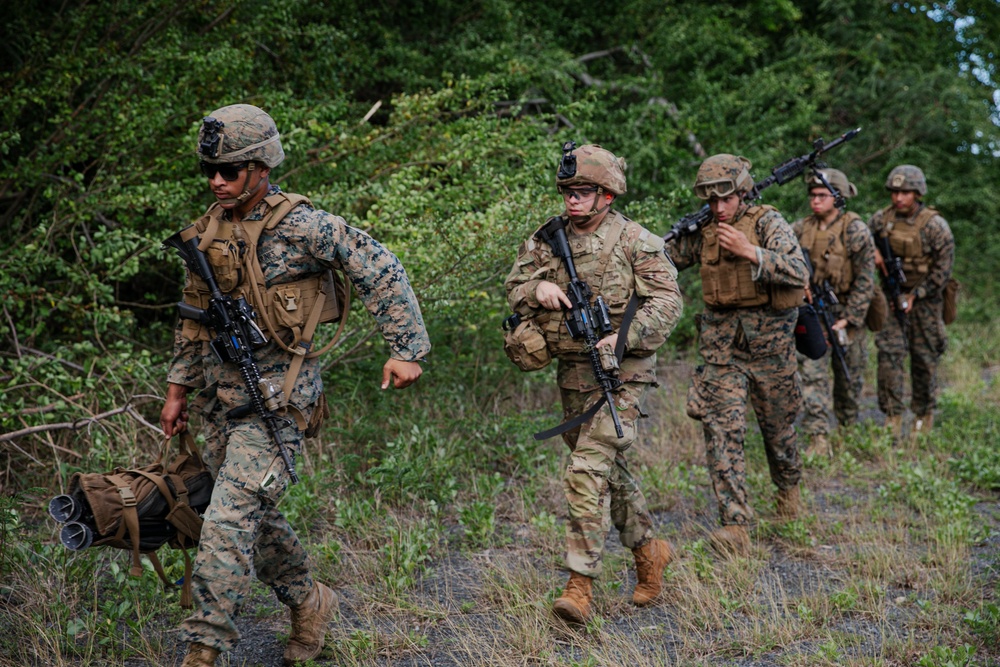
117, 486, 137, 507
281, 288, 298, 311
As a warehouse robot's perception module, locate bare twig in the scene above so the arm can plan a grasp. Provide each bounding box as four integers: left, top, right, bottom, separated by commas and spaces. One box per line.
0, 394, 162, 444
2, 303, 20, 360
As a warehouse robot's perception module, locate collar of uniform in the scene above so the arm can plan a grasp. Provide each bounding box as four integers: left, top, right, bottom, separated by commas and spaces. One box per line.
239, 184, 283, 223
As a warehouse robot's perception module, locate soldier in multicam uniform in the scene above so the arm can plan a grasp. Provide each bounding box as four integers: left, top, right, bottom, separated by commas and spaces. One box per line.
159, 104, 431, 667
868, 165, 954, 439
792, 168, 876, 457
505, 144, 682, 624
666, 154, 807, 557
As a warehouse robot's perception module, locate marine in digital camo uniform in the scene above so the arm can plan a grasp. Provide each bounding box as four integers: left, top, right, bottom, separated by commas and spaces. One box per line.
868, 165, 954, 439
792, 168, 875, 457
159, 104, 431, 667
505, 145, 683, 624
665, 154, 808, 557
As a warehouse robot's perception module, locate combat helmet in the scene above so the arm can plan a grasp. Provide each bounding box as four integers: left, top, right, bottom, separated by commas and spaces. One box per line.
884, 165, 926, 196
806, 168, 857, 198
555, 143, 627, 196
694, 154, 753, 200
198, 104, 284, 167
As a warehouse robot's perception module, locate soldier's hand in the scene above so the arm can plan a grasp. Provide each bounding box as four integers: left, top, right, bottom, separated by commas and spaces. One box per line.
903, 294, 915, 314
382, 358, 422, 390
536, 281, 572, 310
596, 333, 618, 350
717, 223, 757, 263
832, 318, 848, 330
874, 247, 886, 274
804, 284, 814, 305
160, 383, 190, 436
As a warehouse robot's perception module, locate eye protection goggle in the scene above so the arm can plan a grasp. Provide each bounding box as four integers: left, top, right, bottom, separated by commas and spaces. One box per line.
694, 179, 738, 200
557, 185, 599, 200
199, 161, 249, 181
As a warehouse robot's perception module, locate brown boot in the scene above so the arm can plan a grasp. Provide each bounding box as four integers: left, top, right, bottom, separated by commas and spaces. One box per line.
631, 538, 675, 606
709, 525, 750, 558
552, 572, 594, 625
284, 582, 338, 665
805, 433, 831, 458
181, 643, 219, 667
912, 413, 934, 440
776, 485, 800, 520
885, 414, 904, 440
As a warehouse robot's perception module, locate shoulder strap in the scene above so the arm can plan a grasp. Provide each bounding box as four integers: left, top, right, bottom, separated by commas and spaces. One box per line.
593, 212, 626, 294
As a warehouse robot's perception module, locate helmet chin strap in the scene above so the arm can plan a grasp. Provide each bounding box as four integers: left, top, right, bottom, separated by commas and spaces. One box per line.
218, 162, 265, 206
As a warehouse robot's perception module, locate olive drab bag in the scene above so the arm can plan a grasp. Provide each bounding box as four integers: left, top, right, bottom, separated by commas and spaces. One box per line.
50, 433, 214, 607
943, 277, 960, 325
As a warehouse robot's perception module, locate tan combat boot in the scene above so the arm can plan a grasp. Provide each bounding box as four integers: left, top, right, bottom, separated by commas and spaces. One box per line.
776, 485, 800, 520
709, 525, 750, 558
631, 538, 675, 606
552, 571, 594, 625
805, 433, 832, 458
284, 582, 338, 665
181, 643, 219, 667
912, 413, 934, 441
885, 414, 904, 440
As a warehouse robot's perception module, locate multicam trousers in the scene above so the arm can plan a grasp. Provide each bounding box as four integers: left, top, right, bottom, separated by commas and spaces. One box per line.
687, 352, 802, 526
559, 381, 654, 578
875, 295, 947, 417
180, 406, 315, 652
797, 329, 868, 436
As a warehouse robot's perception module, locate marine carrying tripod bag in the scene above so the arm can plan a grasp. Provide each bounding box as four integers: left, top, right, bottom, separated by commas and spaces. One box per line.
49, 432, 214, 607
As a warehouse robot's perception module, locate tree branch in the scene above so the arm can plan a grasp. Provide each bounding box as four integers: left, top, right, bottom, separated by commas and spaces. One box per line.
0, 394, 162, 445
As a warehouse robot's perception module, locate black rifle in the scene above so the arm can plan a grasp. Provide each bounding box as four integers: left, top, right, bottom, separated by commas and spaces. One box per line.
163, 227, 300, 484
802, 249, 851, 383
533, 215, 624, 440
874, 234, 909, 335
662, 127, 862, 244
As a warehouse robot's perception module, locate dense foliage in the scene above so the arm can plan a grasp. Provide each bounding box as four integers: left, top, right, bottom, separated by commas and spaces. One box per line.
1, 0, 998, 474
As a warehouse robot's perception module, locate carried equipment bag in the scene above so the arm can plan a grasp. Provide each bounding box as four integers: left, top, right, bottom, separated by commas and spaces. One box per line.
943, 277, 960, 325
48, 432, 214, 607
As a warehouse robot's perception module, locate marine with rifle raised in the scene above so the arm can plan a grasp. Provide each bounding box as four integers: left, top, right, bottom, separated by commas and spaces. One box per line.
792, 168, 876, 457
160, 104, 430, 667
504, 143, 682, 624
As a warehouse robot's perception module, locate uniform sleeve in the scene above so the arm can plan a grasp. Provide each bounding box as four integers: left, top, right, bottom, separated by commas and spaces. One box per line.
867, 209, 886, 236
165, 317, 207, 389
916, 215, 955, 301
664, 231, 701, 272
843, 218, 876, 328
626, 232, 683, 352
752, 209, 808, 288
310, 213, 431, 361
504, 236, 552, 316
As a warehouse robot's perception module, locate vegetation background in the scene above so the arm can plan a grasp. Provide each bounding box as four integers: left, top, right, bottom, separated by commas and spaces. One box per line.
1, 0, 999, 665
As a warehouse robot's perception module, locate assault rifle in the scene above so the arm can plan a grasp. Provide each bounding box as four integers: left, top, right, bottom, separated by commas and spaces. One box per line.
662, 127, 862, 244
533, 215, 624, 441
874, 234, 909, 335
802, 249, 851, 383
164, 228, 300, 484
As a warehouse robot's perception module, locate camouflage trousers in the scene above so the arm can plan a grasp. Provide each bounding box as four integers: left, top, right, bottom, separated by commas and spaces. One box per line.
559, 382, 654, 578
875, 295, 947, 417
180, 406, 314, 653
686, 353, 802, 526
796, 329, 868, 435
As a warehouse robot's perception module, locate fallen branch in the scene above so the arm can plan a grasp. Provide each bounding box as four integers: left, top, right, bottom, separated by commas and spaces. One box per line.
0, 394, 162, 445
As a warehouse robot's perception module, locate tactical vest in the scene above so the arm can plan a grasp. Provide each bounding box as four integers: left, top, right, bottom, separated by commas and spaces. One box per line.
180, 192, 346, 355
797, 211, 860, 296
700, 205, 803, 310
878, 204, 938, 290
539, 212, 638, 357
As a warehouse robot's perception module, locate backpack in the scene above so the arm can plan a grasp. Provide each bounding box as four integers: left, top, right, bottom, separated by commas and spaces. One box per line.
48, 433, 214, 607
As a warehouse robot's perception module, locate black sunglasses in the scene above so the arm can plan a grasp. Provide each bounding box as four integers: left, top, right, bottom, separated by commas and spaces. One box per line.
199, 161, 248, 181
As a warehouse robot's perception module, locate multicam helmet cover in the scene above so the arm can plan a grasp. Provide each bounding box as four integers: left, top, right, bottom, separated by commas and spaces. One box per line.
197, 104, 285, 168
806, 167, 858, 198
694, 154, 754, 200
555, 144, 627, 195
884, 164, 926, 196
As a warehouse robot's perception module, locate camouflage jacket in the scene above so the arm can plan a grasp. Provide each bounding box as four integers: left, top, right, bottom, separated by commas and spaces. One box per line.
792, 211, 876, 329
505, 210, 683, 391
167, 185, 431, 411
666, 205, 808, 364
867, 204, 955, 302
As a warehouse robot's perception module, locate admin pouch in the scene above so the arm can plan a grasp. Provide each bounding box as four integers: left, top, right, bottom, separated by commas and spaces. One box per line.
503, 315, 552, 372
52, 433, 214, 608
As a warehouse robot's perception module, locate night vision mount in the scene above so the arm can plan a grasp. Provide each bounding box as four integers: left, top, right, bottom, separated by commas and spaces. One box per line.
557, 141, 577, 179
199, 117, 225, 158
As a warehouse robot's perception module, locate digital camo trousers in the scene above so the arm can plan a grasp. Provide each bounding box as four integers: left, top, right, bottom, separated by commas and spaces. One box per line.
686, 353, 802, 526
180, 412, 314, 652
796, 329, 868, 435
560, 382, 654, 578
875, 296, 947, 417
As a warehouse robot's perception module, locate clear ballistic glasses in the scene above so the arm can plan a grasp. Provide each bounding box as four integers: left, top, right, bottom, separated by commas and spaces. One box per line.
558, 185, 599, 200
